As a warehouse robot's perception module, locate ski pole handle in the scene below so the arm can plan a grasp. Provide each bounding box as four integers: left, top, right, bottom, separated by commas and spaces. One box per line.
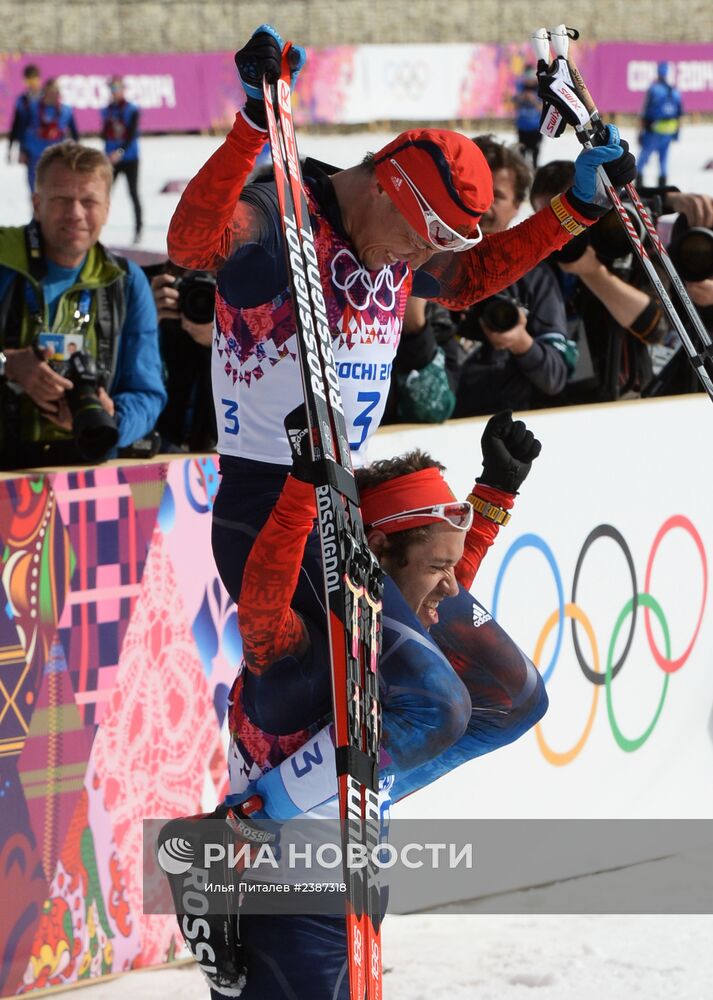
531, 28, 551, 64
548, 23, 570, 59
564, 58, 598, 118
549, 23, 597, 116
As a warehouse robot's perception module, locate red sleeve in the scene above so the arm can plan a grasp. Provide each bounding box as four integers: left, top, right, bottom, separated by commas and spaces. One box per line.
237, 475, 317, 676
456, 484, 516, 590
422, 196, 592, 311
167, 112, 268, 271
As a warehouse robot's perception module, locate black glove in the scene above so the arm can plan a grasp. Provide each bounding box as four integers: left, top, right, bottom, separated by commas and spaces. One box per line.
477, 410, 542, 494
156, 796, 273, 996
284, 402, 318, 483
235, 24, 306, 130
567, 124, 638, 220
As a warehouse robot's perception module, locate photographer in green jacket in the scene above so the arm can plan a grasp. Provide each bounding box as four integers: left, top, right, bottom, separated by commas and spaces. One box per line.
0, 141, 166, 470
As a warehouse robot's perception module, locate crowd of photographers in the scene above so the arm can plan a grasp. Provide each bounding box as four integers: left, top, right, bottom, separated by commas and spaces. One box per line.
1, 122, 713, 472
385, 135, 713, 425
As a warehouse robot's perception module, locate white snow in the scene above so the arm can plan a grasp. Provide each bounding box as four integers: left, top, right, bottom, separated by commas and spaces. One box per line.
2, 124, 713, 999
54, 910, 713, 1000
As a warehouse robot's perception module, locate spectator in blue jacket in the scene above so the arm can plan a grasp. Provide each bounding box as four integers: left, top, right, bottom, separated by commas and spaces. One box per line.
0, 141, 166, 470
637, 61, 683, 187
101, 76, 143, 243
514, 64, 543, 169
23, 79, 79, 191
7, 64, 42, 172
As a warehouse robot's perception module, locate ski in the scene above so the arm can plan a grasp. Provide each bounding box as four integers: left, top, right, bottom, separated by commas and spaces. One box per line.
263, 48, 384, 1000
533, 24, 713, 402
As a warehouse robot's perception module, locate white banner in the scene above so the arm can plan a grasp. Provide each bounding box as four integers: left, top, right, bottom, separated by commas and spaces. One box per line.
369, 396, 713, 823
338, 45, 477, 124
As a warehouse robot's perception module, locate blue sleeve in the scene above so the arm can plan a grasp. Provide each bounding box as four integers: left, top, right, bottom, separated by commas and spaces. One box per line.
252, 582, 548, 818
511, 268, 573, 390
251, 576, 473, 819
110, 260, 167, 446
392, 586, 548, 801
216, 182, 289, 308
124, 107, 139, 147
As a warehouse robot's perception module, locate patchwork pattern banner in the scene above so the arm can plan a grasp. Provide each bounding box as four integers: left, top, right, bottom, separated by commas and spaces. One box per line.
0, 458, 229, 996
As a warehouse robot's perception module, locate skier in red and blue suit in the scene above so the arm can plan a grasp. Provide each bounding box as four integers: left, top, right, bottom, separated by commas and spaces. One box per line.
165, 407, 549, 1000
167, 25, 635, 645
162, 24, 637, 999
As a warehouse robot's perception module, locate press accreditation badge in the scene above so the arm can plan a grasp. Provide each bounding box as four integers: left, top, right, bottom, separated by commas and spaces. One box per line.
38, 332, 85, 360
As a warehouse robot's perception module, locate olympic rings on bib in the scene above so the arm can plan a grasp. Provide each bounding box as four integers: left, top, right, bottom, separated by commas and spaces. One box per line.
493, 517, 707, 764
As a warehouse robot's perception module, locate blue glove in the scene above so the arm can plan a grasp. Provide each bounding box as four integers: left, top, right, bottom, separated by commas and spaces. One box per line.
568, 124, 637, 219
235, 24, 306, 130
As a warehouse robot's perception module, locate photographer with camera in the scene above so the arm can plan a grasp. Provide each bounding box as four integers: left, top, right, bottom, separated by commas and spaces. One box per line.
531, 162, 713, 401
149, 263, 217, 453
453, 136, 576, 417
0, 140, 166, 470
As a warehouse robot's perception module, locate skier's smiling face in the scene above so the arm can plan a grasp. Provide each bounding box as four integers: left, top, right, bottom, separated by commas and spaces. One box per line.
355, 191, 438, 270
374, 523, 465, 629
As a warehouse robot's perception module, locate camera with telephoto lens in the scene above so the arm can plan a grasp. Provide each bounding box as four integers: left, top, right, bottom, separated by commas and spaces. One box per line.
60, 351, 119, 462
669, 227, 713, 283
173, 273, 217, 325
479, 293, 523, 333
456, 292, 524, 342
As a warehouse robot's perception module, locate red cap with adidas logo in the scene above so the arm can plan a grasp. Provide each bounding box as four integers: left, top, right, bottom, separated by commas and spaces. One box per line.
373, 129, 493, 251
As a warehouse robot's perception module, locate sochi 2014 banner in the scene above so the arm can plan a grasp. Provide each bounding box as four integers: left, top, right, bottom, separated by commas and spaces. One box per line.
1, 43, 712, 135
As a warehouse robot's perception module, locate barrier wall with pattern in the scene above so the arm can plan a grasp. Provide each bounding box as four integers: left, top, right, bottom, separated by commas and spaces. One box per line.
1, 396, 712, 995
0, 457, 235, 995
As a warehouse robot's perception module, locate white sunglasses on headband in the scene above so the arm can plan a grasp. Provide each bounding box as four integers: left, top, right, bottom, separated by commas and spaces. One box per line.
369, 500, 474, 532
389, 158, 484, 253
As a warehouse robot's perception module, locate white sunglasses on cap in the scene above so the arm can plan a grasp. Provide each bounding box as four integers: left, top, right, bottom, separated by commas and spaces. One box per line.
389, 158, 484, 253
369, 500, 474, 532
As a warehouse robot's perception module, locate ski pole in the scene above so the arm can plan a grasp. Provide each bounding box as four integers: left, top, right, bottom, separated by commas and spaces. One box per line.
535, 25, 713, 401
551, 25, 713, 347
263, 48, 384, 1000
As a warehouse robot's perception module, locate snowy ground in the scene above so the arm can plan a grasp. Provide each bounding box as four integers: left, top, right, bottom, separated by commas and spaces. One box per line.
2, 126, 713, 998
54, 912, 713, 1000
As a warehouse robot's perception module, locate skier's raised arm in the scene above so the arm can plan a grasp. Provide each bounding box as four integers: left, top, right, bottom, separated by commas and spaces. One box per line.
415, 125, 637, 309
167, 27, 305, 270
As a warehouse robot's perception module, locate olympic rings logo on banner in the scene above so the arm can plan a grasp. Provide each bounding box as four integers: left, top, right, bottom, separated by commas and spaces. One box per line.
492, 517, 707, 765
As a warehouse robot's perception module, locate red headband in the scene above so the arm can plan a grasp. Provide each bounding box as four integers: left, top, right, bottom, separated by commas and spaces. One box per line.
360, 467, 457, 535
